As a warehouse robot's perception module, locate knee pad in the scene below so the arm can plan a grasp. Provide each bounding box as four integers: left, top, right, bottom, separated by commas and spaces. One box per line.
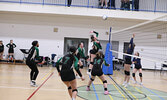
72, 89, 78, 93
90, 78, 94, 81
68, 86, 72, 90
103, 80, 107, 84
125, 71, 130, 76
11, 55, 14, 58
80, 65, 83, 69
90, 62, 94, 65
132, 73, 135, 77
124, 70, 126, 74
139, 73, 142, 77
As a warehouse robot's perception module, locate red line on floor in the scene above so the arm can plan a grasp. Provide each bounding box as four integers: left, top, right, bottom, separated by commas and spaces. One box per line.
27, 72, 54, 100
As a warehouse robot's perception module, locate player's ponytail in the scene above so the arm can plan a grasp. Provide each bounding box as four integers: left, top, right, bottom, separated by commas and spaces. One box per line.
96, 51, 104, 58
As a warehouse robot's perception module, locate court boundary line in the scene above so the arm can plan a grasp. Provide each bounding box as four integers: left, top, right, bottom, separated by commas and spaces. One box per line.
27, 72, 54, 100
105, 76, 128, 100
124, 87, 138, 100
118, 69, 164, 100
108, 75, 133, 100
88, 75, 99, 100
97, 77, 113, 100
1, 85, 167, 98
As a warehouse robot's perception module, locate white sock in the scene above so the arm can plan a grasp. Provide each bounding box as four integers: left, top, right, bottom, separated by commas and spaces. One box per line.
72, 98, 75, 100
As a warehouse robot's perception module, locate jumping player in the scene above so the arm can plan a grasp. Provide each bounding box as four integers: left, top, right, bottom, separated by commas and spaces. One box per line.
86, 51, 110, 95
26, 41, 42, 87
6, 40, 16, 62
132, 52, 143, 84
123, 34, 135, 87
56, 46, 85, 100
87, 31, 102, 75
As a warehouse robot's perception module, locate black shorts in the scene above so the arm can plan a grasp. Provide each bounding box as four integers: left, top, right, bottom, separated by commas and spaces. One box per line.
89, 49, 98, 54
135, 65, 142, 70
91, 69, 103, 76
8, 49, 14, 53
26, 59, 37, 70
60, 70, 75, 81
125, 58, 132, 65
76, 54, 81, 60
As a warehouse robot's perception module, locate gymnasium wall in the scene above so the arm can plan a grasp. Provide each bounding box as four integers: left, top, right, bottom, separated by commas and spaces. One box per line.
0, 2, 166, 69
0, 13, 111, 60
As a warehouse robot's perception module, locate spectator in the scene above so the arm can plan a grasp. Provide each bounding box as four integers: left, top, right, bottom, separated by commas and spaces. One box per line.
0, 40, 4, 60
134, 0, 139, 11
99, 0, 107, 9
67, 0, 72, 7
108, 0, 115, 9
6, 40, 16, 62
121, 0, 130, 11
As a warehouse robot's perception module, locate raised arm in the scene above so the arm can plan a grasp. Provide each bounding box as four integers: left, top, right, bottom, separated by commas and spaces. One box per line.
90, 31, 99, 37
130, 34, 135, 49
93, 31, 99, 37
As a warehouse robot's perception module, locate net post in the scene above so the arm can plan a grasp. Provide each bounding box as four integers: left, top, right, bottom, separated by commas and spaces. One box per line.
102, 27, 113, 75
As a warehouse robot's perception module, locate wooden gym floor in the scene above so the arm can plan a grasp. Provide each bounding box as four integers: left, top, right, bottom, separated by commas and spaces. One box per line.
0, 64, 167, 100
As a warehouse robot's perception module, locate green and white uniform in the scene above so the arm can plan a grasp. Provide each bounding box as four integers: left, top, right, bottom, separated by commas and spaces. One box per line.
56, 54, 82, 81
26, 46, 40, 81
90, 31, 102, 54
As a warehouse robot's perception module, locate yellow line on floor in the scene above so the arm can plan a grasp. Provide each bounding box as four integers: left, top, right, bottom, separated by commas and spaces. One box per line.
106, 76, 127, 100
134, 87, 152, 100
97, 77, 113, 100
41, 68, 54, 81
124, 87, 138, 100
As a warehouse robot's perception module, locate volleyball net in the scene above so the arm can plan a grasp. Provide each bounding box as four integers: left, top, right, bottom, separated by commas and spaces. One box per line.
109, 15, 167, 69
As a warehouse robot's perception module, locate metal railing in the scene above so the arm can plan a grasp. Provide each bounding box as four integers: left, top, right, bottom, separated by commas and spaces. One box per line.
0, 0, 167, 13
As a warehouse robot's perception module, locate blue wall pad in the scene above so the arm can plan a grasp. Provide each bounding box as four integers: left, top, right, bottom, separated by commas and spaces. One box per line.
102, 43, 113, 75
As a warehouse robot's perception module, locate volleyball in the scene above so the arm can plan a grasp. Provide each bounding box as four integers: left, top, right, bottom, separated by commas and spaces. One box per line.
102, 15, 108, 20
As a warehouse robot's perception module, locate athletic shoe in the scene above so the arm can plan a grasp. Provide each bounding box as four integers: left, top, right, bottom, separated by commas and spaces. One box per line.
31, 80, 38, 87
86, 87, 90, 91
30, 81, 34, 86
72, 98, 75, 100
140, 82, 143, 85
122, 81, 127, 86
133, 81, 137, 84
87, 71, 91, 75
124, 83, 129, 88
76, 74, 80, 79
104, 91, 109, 95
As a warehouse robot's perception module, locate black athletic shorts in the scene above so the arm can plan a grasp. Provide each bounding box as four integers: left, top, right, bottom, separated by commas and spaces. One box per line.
26, 59, 38, 71
91, 69, 103, 76
125, 58, 132, 65
60, 70, 75, 81
8, 49, 14, 53
76, 53, 81, 60
89, 49, 98, 54
135, 65, 142, 70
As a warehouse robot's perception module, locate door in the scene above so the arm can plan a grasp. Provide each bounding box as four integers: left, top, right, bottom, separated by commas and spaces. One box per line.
100, 40, 119, 58
64, 37, 89, 55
